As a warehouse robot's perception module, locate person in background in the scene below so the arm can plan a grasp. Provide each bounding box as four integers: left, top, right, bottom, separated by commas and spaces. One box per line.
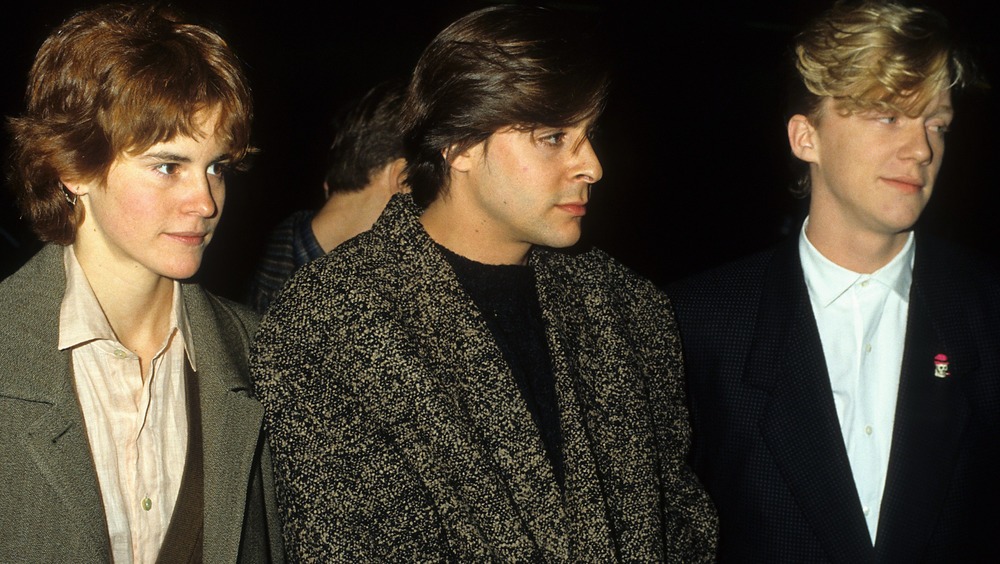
0, 5, 284, 562
246, 81, 406, 313
669, 1, 999, 561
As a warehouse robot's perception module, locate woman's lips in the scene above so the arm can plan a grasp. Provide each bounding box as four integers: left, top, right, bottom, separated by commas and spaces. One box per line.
165, 231, 209, 245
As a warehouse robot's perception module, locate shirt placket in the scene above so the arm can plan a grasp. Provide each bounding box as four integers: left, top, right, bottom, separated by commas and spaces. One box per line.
116, 344, 158, 564
853, 277, 890, 542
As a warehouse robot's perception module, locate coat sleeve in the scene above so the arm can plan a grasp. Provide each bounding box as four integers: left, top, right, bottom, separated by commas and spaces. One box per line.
626, 275, 719, 562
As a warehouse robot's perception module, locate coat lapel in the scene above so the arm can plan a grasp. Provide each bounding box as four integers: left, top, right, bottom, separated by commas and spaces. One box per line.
183, 286, 266, 563
748, 240, 875, 563
360, 220, 569, 559
874, 237, 973, 562
534, 282, 617, 559
533, 251, 665, 560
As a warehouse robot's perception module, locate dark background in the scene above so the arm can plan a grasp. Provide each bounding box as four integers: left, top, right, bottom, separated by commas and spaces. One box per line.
2, 0, 996, 300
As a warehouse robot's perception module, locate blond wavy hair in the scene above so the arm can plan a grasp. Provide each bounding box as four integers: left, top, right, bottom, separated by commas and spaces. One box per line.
788, 1, 969, 194
794, 0, 966, 121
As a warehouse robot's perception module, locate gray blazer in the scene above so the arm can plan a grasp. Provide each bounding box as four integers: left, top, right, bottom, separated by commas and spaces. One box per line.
0, 244, 284, 563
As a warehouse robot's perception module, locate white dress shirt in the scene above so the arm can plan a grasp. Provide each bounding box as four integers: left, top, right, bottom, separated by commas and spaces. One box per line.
799, 221, 914, 545
58, 246, 193, 564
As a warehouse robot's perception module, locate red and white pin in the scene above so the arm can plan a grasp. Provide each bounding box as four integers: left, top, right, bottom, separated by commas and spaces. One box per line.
933, 354, 950, 379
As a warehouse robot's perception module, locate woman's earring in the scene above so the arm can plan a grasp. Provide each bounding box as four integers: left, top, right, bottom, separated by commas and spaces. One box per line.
60, 182, 78, 207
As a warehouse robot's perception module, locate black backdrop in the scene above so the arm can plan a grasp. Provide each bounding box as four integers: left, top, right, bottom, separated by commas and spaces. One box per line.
2, 1, 996, 299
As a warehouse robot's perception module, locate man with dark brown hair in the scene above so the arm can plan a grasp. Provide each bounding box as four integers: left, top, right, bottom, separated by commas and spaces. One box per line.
253, 5, 717, 561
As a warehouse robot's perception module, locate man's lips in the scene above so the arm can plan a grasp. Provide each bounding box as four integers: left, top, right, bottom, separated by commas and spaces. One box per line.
556, 203, 587, 217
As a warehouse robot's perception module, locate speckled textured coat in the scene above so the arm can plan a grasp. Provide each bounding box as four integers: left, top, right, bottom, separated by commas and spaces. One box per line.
252, 194, 718, 562
0, 244, 285, 563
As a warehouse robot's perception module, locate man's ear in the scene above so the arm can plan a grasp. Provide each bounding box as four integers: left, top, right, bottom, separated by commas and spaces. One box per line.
787, 114, 818, 164
446, 142, 480, 173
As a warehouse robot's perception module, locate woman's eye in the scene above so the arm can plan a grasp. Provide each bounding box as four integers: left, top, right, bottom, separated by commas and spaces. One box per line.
155, 163, 180, 175
207, 162, 228, 177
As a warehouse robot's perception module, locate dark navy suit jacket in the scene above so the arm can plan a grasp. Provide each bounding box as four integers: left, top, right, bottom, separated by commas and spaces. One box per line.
669, 232, 1000, 562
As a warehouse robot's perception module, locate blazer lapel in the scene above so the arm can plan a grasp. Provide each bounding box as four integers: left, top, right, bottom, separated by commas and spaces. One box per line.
874, 238, 973, 562
4, 245, 110, 556
183, 286, 265, 563
749, 240, 874, 563
21, 353, 111, 545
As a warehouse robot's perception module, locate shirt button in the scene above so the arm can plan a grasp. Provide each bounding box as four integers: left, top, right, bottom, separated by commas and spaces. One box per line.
865, 343, 872, 353
860, 280, 869, 288
142, 497, 153, 511
865, 425, 873, 435
113, 349, 128, 359
863, 505, 870, 516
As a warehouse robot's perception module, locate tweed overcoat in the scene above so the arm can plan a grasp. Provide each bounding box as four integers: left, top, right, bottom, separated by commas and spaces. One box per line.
252, 194, 718, 561
0, 244, 285, 563
669, 232, 1000, 562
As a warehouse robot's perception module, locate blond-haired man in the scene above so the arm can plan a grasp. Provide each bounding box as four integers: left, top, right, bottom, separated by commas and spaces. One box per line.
669, 2, 999, 561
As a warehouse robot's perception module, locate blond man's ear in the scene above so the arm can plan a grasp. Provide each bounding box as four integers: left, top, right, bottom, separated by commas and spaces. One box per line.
787, 114, 819, 164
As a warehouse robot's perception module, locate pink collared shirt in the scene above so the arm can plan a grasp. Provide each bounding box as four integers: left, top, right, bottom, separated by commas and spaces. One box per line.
58, 246, 192, 564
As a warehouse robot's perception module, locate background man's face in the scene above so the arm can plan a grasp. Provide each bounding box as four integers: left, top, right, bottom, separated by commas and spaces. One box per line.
457, 122, 603, 259
806, 90, 953, 238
